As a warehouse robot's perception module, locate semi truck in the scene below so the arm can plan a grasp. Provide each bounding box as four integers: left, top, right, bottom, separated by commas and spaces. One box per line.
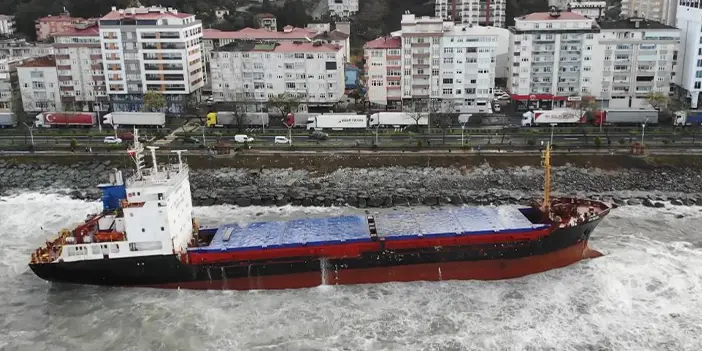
306, 113, 367, 130
34, 112, 96, 128
674, 111, 702, 127
0, 113, 16, 128
369, 112, 429, 128
521, 109, 584, 126
103, 112, 166, 127
594, 109, 659, 126
205, 111, 270, 128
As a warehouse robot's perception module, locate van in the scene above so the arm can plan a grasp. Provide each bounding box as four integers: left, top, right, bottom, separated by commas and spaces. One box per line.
234, 134, 254, 143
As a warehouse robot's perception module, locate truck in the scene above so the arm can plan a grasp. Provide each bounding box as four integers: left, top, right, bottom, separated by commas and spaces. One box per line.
521, 109, 584, 127
205, 111, 269, 128
674, 110, 702, 127
0, 112, 16, 128
306, 113, 367, 131
103, 112, 166, 127
594, 109, 659, 126
34, 112, 96, 128
369, 112, 428, 128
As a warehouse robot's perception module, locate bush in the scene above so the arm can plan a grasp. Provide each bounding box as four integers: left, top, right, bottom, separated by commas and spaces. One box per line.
594, 136, 602, 148
416, 140, 424, 148
662, 139, 671, 144
371, 143, 379, 151
618, 138, 626, 145
70, 138, 78, 151
527, 139, 536, 146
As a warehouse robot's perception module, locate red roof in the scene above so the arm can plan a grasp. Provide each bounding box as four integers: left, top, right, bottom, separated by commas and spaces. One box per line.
52, 24, 99, 37
100, 9, 193, 21
203, 27, 316, 40
518, 12, 589, 21
363, 36, 401, 49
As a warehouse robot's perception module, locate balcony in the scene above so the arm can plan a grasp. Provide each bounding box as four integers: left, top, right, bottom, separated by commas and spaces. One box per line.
412, 53, 430, 58
411, 42, 430, 48
57, 65, 71, 70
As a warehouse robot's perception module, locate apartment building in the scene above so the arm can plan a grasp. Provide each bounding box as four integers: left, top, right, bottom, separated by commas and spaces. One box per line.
622, 0, 677, 26
434, 0, 507, 28
0, 38, 53, 59
53, 24, 108, 112
566, 1, 607, 18
98, 6, 205, 114
17, 56, 62, 112
675, 0, 702, 108
507, 10, 600, 109
35, 13, 95, 41
0, 57, 34, 112
254, 13, 277, 31
328, 0, 359, 18
596, 17, 679, 109
400, 14, 444, 111
364, 35, 402, 108
209, 41, 345, 110
0, 15, 15, 36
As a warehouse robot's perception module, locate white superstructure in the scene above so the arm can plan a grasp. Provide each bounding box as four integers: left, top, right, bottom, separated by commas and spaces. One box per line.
675, 0, 702, 108
40, 130, 195, 263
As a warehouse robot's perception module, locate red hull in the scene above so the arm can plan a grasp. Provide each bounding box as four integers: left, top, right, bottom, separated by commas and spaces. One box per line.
147, 241, 602, 291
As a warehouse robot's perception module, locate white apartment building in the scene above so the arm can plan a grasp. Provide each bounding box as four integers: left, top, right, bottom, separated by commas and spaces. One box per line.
364, 35, 403, 108
209, 41, 345, 110
508, 10, 600, 109
622, 0, 677, 26
98, 6, 205, 114
0, 57, 34, 112
438, 22, 500, 112
53, 24, 108, 112
328, 0, 359, 18
566, 1, 607, 18
675, 0, 702, 108
434, 0, 507, 28
400, 14, 444, 110
596, 17, 679, 109
0, 15, 15, 36
17, 56, 62, 112
0, 39, 53, 60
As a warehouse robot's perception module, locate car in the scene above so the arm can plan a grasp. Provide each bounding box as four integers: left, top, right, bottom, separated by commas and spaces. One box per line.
118, 132, 134, 141
495, 93, 511, 100
103, 136, 122, 144
308, 131, 329, 141
274, 136, 290, 144
234, 134, 254, 143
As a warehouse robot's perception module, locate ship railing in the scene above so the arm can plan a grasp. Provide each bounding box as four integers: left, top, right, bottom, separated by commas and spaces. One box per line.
126, 164, 189, 185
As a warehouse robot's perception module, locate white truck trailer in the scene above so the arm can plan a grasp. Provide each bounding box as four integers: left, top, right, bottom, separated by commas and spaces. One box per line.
369, 112, 429, 127
103, 112, 166, 127
306, 113, 368, 130
521, 109, 584, 126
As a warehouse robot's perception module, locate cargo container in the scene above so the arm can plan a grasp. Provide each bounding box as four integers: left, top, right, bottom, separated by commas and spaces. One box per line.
306, 113, 367, 130
103, 112, 166, 127
205, 111, 269, 128
34, 112, 96, 128
521, 109, 584, 126
594, 109, 659, 126
0, 112, 16, 128
369, 112, 428, 127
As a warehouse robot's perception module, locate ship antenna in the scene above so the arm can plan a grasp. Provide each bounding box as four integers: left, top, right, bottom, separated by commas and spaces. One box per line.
146, 146, 159, 175
171, 150, 187, 171
127, 128, 145, 179
541, 142, 552, 214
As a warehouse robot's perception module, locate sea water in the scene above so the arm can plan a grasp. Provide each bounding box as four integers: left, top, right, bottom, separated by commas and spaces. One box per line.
0, 193, 701, 351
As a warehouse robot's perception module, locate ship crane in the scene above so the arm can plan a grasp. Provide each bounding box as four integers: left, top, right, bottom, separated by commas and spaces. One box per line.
541, 142, 552, 215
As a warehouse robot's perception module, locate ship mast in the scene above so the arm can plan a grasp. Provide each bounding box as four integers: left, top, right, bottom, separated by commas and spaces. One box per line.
542, 142, 552, 213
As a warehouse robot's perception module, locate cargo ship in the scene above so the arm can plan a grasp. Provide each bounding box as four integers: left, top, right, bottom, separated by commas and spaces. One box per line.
29, 130, 612, 290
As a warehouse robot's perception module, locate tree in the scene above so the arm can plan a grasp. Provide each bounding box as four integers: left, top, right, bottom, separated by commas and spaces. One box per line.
184, 94, 204, 121
143, 91, 166, 112
267, 93, 301, 118
645, 92, 667, 111
229, 102, 248, 133
408, 112, 426, 133
11, 91, 27, 124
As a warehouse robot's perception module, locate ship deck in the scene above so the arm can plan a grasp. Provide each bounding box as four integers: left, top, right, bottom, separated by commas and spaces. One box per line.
191, 206, 548, 253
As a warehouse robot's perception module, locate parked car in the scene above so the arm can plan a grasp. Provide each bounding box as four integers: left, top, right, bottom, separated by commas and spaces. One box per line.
495, 92, 511, 100
274, 136, 290, 144
234, 134, 255, 143
103, 136, 122, 144
308, 131, 329, 141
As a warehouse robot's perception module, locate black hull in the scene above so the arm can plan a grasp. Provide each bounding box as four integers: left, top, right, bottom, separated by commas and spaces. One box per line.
29, 218, 603, 290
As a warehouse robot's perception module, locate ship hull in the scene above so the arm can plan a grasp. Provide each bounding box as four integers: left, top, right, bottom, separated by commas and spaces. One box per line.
29, 218, 603, 290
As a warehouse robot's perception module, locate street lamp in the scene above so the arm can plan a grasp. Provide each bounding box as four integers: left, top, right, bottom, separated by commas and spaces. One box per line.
550, 123, 557, 146
458, 114, 471, 147
22, 122, 34, 147
641, 118, 649, 145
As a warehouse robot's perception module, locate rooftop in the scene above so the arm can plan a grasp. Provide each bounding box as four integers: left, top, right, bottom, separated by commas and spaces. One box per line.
203, 26, 316, 40
255, 13, 276, 19
597, 17, 677, 30
37, 15, 86, 22
52, 24, 99, 37
0, 14, 14, 20
100, 6, 193, 21
213, 40, 341, 53
517, 11, 590, 21
363, 35, 401, 49
313, 29, 349, 40
18, 55, 55, 67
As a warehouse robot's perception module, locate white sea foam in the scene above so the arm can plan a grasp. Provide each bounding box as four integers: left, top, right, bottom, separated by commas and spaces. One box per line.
0, 194, 701, 350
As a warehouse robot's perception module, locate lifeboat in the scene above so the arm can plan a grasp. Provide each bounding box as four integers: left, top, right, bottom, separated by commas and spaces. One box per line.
95, 231, 125, 242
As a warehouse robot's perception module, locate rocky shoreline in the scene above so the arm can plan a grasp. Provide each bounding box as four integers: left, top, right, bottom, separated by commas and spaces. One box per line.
1, 159, 701, 208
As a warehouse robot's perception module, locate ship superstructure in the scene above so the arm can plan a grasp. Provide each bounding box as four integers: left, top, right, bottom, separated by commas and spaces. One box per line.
30, 138, 613, 290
